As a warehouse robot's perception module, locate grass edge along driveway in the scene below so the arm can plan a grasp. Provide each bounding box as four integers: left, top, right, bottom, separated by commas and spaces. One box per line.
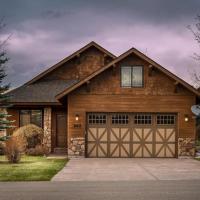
0, 155, 68, 181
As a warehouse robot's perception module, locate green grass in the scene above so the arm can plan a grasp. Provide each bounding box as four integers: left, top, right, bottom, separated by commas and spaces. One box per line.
0, 155, 68, 181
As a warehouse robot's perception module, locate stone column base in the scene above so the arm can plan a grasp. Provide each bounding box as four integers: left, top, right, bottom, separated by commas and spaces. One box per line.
68, 137, 85, 157
43, 107, 52, 154
178, 138, 195, 158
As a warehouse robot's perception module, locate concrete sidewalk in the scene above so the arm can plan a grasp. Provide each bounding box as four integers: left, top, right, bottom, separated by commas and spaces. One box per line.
52, 158, 200, 181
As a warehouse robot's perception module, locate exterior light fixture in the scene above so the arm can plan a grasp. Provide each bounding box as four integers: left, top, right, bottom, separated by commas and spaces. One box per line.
184, 115, 189, 122
75, 114, 79, 121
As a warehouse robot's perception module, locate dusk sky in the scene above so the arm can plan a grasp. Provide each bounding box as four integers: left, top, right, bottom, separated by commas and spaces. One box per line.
0, 0, 200, 88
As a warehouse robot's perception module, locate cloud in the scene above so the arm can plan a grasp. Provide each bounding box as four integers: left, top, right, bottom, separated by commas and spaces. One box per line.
0, 0, 200, 87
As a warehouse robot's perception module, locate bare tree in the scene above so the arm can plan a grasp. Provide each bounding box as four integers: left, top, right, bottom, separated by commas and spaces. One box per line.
188, 16, 200, 89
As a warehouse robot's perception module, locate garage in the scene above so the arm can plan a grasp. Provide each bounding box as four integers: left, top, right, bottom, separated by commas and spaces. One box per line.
86, 113, 177, 158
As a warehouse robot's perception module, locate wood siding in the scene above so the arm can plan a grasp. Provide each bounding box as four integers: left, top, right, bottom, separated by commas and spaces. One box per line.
37, 47, 112, 82
68, 54, 196, 143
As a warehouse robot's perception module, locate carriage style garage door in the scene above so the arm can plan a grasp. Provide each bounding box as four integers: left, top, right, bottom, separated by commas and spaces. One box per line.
86, 113, 177, 158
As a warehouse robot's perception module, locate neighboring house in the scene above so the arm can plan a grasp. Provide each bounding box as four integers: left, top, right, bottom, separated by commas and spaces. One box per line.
7, 41, 200, 158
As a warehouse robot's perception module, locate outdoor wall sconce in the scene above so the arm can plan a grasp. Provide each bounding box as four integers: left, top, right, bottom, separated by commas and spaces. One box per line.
75, 114, 79, 121
184, 114, 189, 122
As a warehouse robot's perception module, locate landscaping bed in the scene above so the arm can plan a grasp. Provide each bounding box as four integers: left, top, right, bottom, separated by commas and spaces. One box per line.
0, 155, 67, 181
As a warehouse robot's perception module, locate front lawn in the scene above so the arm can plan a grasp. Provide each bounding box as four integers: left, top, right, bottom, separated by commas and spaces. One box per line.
0, 155, 67, 181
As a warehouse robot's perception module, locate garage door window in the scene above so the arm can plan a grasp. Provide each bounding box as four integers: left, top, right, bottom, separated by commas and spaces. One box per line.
157, 115, 175, 125
111, 114, 129, 124
88, 114, 107, 124
134, 114, 152, 124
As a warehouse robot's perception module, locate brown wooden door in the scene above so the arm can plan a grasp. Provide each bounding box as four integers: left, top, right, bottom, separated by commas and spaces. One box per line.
56, 113, 67, 148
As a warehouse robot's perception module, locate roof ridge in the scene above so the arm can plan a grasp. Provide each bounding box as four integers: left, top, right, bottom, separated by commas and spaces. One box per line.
24, 41, 116, 85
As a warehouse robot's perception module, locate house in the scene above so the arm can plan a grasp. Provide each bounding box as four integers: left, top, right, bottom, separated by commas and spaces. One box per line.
7, 41, 200, 158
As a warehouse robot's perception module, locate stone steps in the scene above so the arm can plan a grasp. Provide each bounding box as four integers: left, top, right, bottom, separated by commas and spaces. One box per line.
53, 147, 67, 155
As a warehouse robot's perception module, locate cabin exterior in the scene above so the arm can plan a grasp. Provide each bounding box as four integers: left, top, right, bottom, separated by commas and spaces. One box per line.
7, 42, 200, 158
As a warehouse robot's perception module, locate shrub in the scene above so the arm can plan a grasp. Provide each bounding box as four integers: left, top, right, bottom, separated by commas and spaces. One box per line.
12, 124, 45, 155
5, 137, 21, 163
26, 144, 46, 156
0, 141, 5, 155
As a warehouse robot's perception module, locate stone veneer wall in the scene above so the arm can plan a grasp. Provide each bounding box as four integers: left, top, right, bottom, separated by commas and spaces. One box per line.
178, 138, 195, 157
68, 137, 196, 157
68, 137, 85, 156
43, 107, 52, 154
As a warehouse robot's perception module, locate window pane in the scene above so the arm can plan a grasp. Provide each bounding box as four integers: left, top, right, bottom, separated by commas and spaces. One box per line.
132, 66, 143, 87
121, 67, 132, 87
20, 110, 42, 127
20, 110, 31, 126
31, 110, 42, 127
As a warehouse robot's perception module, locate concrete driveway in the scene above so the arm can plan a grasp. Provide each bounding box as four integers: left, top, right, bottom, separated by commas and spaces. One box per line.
52, 158, 200, 181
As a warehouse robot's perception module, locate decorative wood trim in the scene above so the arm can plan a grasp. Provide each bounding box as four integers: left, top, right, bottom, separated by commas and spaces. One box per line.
148, 65, 154, 77
112, 64, 117, 76
86, 81, 90, 93
174, 81, 179, 93
56, 48, 200, 100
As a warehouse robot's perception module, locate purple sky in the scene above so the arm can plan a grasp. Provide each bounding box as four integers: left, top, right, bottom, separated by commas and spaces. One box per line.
0, 0, 200, 88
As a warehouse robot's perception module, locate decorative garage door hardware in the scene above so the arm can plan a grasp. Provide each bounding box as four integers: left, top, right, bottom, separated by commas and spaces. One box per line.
86, 113, 176, 158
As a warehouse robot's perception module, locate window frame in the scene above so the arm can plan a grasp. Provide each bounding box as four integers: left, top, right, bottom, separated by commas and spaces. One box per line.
156, 114, 176, 125
19, 109, 43, 128
134, 114, 152, 125
111, 113, 129, 125
88, 113, 107, 125
121, 65, 144, 88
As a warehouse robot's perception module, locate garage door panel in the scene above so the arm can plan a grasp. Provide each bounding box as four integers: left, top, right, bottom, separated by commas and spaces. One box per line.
166, 144, 175, 157
121, 128, 130, 141
144, 144, 153, 157
99, 128, 107, 141
110, 128, 119, 141
155, 143, 165, 157
121, 144, 130, 157
88, 128, 97, 142
110, 143, 119, 157
133, 129, 142, 142
133, 144, 142, 157
156, 129, 165, 142
144, 129, 153, 142
166, 129, 175, 142
87, 143, 97, 157
98, 144, 108, 157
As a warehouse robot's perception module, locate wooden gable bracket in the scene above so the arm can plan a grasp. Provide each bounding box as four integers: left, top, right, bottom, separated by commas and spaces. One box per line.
148, 65, 154, 76
103, 53, 109, 65
112, 64, 117, 76
174, 81, 179, 93
75, 53, 81, 65
86, 80, 91, 92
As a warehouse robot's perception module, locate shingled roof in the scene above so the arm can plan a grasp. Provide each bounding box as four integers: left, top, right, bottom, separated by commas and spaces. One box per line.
7, 41, 115, 105
8, 79, 78, 104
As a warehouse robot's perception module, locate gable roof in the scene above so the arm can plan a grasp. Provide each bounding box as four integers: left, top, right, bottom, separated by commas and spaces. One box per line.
8, 79, 78, 105
56, 47, 200, 99
25, 41, 116, 85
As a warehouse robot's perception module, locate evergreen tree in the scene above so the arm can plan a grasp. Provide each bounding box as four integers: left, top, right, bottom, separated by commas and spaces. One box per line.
0, 20, 13, 140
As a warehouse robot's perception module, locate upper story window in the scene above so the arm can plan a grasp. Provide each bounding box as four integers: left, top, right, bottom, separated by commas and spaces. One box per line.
20, 110, 43, 127
121, 66, 143, 88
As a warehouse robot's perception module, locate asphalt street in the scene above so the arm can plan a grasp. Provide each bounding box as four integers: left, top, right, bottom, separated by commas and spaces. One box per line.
0, 180, 200, 200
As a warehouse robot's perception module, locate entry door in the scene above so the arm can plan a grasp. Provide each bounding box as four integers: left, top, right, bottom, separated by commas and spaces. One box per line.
56, 113, 67, 147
